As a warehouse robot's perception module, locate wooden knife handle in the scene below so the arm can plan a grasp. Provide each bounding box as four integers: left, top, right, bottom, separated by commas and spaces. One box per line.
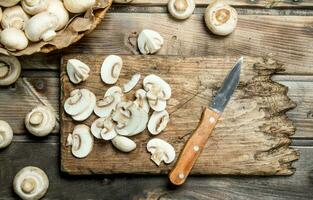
169, 107, 221, 185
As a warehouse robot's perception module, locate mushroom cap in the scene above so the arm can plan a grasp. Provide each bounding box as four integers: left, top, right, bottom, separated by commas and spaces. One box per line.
123, 73, 141, 93
67, 59, 90, 84
134, 89, 150, 113
0, 120, 13, 149
0, 55, 21, 86
25, 11, 58, 42
66, 124, 94, 158
101, 55, 123, 84
204, 0, 238, 36
1, 5, 30, 30
0, 0, 21, 7
91, 117, 117, 140
168, 0, 195, 20
21, 0, 49, 15
13, 166, 49, 200
137, 29, 164, 55
47, 0, 69, 30
148, 110, 170, 135
63, 0, 96, 13
147, 138, 175, 166
111, 135, 136, 153
25, 106, 56, 137
0, 28, 29, 51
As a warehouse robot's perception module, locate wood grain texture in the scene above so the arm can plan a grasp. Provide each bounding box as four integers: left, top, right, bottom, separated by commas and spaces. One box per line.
60, 55, 298, 175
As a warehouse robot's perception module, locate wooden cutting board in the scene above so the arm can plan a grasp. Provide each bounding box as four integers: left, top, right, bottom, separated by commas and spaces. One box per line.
60, 55, 299, 175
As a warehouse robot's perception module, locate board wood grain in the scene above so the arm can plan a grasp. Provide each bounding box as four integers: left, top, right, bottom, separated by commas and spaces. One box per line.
60, 55, 298, 175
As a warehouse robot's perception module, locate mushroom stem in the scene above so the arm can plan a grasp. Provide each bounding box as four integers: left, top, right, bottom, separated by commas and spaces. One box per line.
21, 178, 36, 194
41, 29, 56, 42
174, 0, 188, 12
150, 149, 165, 166
29, 111, 43, 125
0, 63, 9, 78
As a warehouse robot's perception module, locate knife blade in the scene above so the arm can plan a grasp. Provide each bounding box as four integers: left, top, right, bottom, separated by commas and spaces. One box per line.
169, 57, 242, 185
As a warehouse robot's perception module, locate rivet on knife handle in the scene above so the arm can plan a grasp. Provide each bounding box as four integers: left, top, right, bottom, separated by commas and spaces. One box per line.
169, 107, 220, 185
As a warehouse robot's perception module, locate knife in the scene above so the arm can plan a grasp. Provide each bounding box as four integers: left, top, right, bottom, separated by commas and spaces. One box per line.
169, 57, 243, 185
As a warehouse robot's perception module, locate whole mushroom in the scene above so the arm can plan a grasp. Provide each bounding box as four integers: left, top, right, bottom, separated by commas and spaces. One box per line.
46, 0, 69, 30
21, 0, 49, 15
0, 0, 21, 7
168, 0, 195, 20
0, 28, 29, 51
0, 55, 21, 86
204, 0, 238, 36
63, 0, 96, 13
1, 6, 30, 30
0, 120, 13, 149
13, 166, 49, 200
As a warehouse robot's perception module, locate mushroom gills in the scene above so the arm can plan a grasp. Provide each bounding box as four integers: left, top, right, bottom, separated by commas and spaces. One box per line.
67, 59, 90, 84
137, 29, 164, 55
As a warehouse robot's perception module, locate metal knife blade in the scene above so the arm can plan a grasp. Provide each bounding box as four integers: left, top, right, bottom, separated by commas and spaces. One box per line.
209, 57, 242, 113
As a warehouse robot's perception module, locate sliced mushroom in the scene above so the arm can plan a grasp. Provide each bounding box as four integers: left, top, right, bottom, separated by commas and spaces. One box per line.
25, 11, 58, 42
0, 28, 29, 51
147, 138, 175, 166
67, 59, 90, 84
94, 86, 123, 118
0, 55, 21, 86
91, 117, 117, 140
63, 0, 96, 13
13, 166, 49, 200
0, 0, 21, 7
101, 55, 123, 85
25, 106, 56, 137
64, 89, 96, 121
0, 120, 13, 149
168, 0, 195, 20
137, 29, 164, 55
204, 0, 238, 36
134, 89, 150, 113
46, 0, 69, 30
148, 110, 169, 135
123, 73, 141, 93
1, 6, 30, 30
21, 0, 49, 15
66, 124, 94, 158
111, 135, 136, 153
143, 74, 171, 111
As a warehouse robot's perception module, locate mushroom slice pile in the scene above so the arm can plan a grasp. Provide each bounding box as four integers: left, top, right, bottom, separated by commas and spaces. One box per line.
25, 105, 56, 137
147, 138, 175, 166
67, 59, 90, 84
111, 135, 136, 153
91, 117, 117, 140
137, 29, 164, 55
148, 110, 169, 135
0, 120, 13, 149
168, 0, 195, 20
64, 89, 96, 121
0, 55, 21, 86
101, 55, 123, 84
143, 74, 171, 111
113, 102, 148, 137
123, 73, 141, 93
66, 124, 94, 158
94, 86, 123, 118
13, 166, 49, 200
134, 89, 150, 113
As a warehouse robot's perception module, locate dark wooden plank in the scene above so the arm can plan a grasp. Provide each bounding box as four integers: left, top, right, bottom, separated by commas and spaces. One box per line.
0, 142, 312, 199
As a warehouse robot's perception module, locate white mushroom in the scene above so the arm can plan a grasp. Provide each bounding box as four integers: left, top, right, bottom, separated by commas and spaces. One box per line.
0, 55, 21, 86
94, 86, 123, 118
134, 89, 150, 113
13, 166, 49, 200
25, 11, 58, 42
21, 0, 49, 15
123, 73, 141, 93
204, 0, 238, 36
0, 0, 21, 7
101, 55, 123, 85
46, 0, 69, 30
66, 124, 94, 158
148, 110, 169, 135
64, 89, 96, 121
168, 0, 195, 20
0, 28, 29, 51
1, 6, 30, 30
137, 29, 164, 55
25, 106, 56, 137
111, 135, 136, 153
112, 102, 148, 137
91, 117, 117, 140
143, 74, 171, 111
0, 120, 13, 149
147, 138, 175, 166
67, 59, 90, 84
63, 0, 96, 13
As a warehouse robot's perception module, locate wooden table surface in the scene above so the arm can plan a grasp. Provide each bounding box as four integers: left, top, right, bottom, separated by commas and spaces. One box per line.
1, 1, 313, 199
